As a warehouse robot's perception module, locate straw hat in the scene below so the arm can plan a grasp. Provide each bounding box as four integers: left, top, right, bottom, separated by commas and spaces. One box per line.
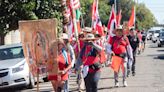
61, 33, 69, 39
129, 26, 135, 30
50, 38, 65, 47
116, 25, 123, 30
83, 33, 97, 41
82, 27, 92, 33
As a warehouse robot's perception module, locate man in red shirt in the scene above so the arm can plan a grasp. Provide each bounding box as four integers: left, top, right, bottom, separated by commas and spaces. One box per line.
106, 25, 133, 87
78, 33, 103, 92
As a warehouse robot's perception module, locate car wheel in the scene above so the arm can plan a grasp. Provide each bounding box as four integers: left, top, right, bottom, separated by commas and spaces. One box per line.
43, 77, 49, 82
153, 41, 156, 43
27, 73, 35, 89
158, 44, 162, 47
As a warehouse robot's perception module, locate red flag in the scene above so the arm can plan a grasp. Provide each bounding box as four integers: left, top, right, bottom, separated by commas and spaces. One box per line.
107, 6, 116, 37
77, 21, 81, 33
128, 6, 135, 28
116, 10, 122, 27
111, 56, 123, 73
91, 0, 104, 36
68, 0, 81, 40
73, 0, 80, 10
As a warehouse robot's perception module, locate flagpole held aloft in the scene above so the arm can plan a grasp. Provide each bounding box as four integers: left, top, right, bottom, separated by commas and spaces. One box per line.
70, 0, 81, 52
114, 0, 117, 14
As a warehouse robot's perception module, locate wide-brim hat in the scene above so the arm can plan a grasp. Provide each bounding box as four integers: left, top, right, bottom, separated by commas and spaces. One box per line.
82, 33, 98, 41
116, 25, 123, 30
50, 38, 65, 46
82, 27, 92, 33
61, 33, 69, 39
129, 26, 135, 30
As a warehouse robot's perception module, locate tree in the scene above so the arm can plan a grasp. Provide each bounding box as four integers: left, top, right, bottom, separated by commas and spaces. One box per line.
0, 0, 157, 45
135, 3, 157, 30
0, 0, 62, 45
80, 0, 110, 27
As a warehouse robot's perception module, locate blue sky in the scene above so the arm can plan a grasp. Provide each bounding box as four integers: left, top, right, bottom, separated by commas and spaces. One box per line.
138, 0, 164, 24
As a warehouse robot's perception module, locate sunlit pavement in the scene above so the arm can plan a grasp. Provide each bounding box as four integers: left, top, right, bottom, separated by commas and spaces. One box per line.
1, 41, 164, 92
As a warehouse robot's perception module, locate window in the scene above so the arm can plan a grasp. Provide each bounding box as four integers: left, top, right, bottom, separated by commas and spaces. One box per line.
0, 46, 24, 60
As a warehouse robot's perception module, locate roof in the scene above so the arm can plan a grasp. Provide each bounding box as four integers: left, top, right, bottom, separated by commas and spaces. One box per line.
0, 43, 22, 49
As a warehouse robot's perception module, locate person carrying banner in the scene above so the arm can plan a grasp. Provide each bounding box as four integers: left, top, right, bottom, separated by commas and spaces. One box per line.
106, 25, 133, 87
50, 39, 72, 92
77, 33, 103, 92
127, 28, 140, 76
61, 33, 76, 92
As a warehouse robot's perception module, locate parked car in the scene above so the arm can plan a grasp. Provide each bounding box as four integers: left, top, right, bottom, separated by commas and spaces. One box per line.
0, 43, 48, 89
157, 32, 164, 47
152, 30, 160, 43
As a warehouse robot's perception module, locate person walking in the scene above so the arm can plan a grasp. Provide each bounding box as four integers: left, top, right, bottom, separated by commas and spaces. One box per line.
50, 39, 72, 92
78, 33, 103, 92
106, 25, 133, 87
127, 28, 140, 76
61, 33, 76, 92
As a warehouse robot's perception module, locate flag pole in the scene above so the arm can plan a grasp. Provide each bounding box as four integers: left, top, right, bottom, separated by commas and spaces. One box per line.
70, 0, 80, 52
114, 0, 117, 14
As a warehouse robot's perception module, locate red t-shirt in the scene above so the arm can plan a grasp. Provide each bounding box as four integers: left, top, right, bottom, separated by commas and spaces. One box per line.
82, 45, 101, 73
58, 53, 71, 81
75, 39, 84, 53
108, 36, 130, 54
138, 33, 142, 42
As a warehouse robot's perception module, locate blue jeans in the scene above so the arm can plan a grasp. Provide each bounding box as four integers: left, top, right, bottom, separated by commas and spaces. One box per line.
84, 71, 101, 92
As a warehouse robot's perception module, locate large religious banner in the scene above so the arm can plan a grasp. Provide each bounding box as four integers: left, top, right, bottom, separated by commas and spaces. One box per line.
19, 19, 58, 80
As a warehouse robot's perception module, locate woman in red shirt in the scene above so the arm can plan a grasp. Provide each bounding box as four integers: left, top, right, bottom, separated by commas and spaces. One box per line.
106, 26, 133, 87
50, 39, 72, 92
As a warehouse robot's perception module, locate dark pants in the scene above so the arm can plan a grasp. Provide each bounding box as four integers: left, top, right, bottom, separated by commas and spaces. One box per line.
132, 50, 136, 73
84, 71, 101, 92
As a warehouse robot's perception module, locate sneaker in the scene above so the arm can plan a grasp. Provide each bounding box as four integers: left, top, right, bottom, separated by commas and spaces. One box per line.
132, 72, 135, 76
123, 81, 128, 87
115, 82, 119, 87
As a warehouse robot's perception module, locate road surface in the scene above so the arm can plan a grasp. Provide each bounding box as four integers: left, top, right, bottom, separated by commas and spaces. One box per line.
1, 41, 164, 92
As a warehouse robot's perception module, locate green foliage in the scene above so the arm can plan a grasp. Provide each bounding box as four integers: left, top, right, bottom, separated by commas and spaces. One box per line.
135, 3, 157, 30
80, 0, 110, 27
99, 0, 111, 25
0, 0, 157, 43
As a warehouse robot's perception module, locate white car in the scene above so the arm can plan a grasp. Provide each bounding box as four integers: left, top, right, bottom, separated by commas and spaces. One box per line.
152, 30, 160, 43
0, 43, 48, 89
147, 30, 154, 40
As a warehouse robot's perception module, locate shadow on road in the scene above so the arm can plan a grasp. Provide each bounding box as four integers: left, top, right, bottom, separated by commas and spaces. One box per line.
0, 87, 23, 92
157, 50, 164, 52
98, 86, 127, 91
156, 54, 164, 59
98, 86, 114, 90
147, 54, 164, 60
100, 77, 114, 80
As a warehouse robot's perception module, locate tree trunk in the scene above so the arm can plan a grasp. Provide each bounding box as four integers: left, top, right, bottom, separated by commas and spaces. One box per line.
0, 35, 5, 45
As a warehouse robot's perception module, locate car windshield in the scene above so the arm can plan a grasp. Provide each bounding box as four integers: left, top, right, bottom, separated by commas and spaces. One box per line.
149, 31, 154, 33
160, 33, 164, 37
155, 30, 160, 33
0, 46, 24, 60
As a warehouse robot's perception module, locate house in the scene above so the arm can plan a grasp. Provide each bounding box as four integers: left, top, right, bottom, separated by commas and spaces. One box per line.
5, 30, 21, 45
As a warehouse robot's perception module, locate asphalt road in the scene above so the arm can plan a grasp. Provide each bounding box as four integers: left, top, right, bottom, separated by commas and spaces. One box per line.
1, 41, 164, 92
